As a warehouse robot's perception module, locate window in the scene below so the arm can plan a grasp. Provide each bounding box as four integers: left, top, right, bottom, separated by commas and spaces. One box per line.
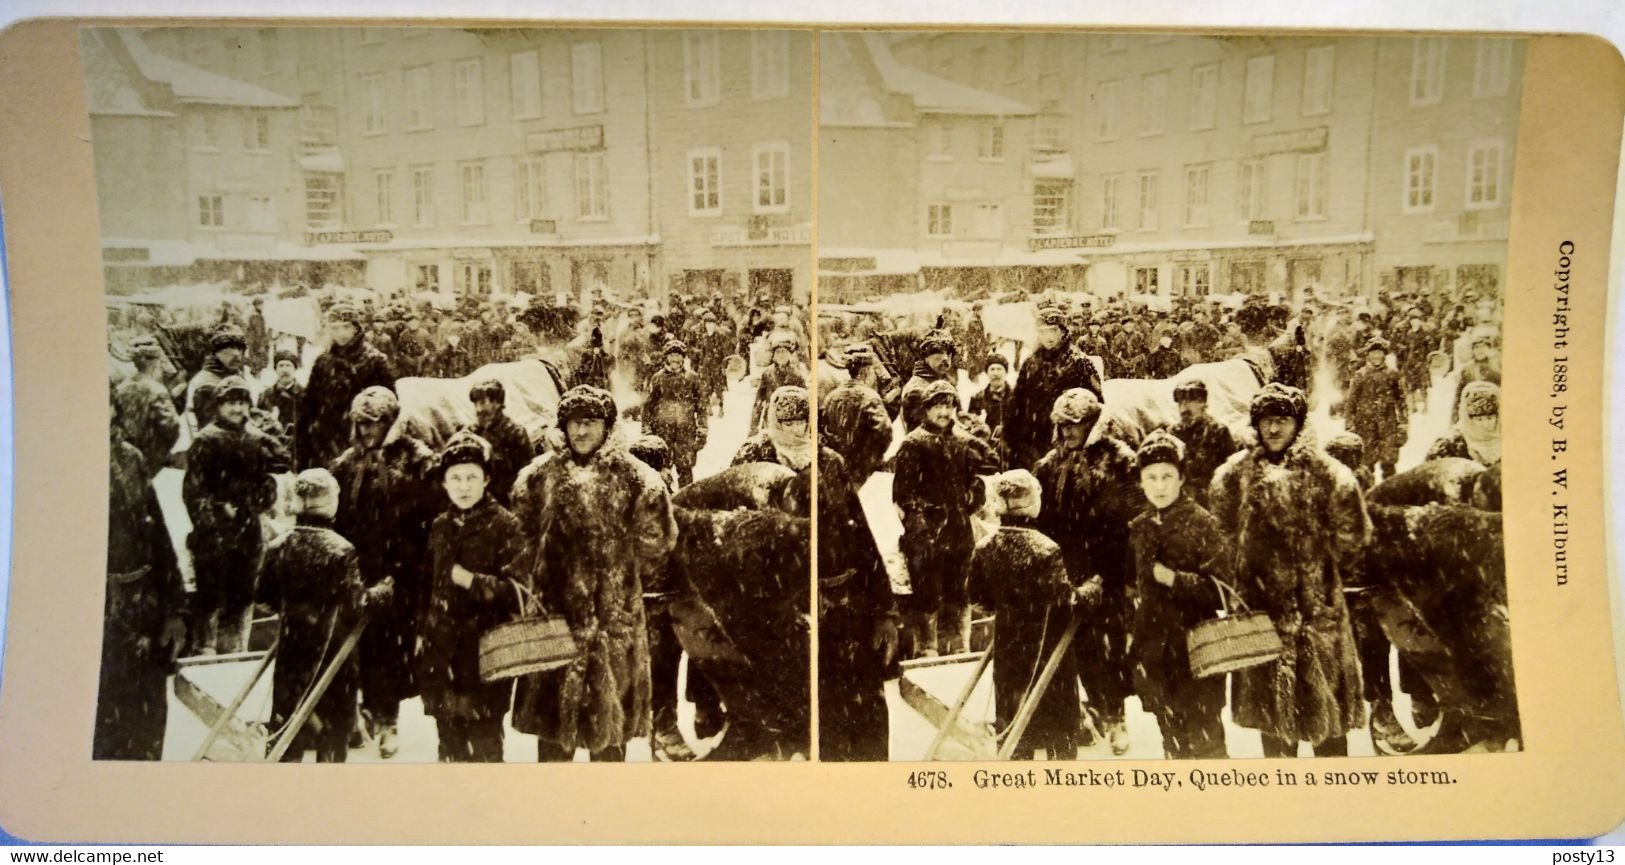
1474, 39, 1512, 98
1189, 64, 1218, 131
242, 112, 270, 151
932, 123, 954, 160
1466, 139, 1505, 209
511, 51, 542, 119
305, 174, 343, 229
1230, 261, 1266, 295
1036, 112, 1065, 152
412, 165, 434, 227
361, 73, 385, 135
1096, 80, 1122, 141
1134, 266, 1160, 294
1033, 181, 1068, 235
1138, 170, 1160, 231
978, 123, 1005, 160
511, 260, 550, 295
687, 147, 721, 215
374, 169, 394, 225
572, 42, 604, 114
1294, 152, 1328, 219
1005, 36, 1024, 83
753, 142, 789, 213
927, 203, 953, 237
1302, 46, 1334, 116
455, 59, 484, 126
197, 113, 221, 149
458, 262, 493, 296
515, 157, 546, 221
1177, 264, 1211, 296
975, 203, 1004, 239
197, 194, 224, 228
404, 66, 432, 130
459, 161, 487, 224
751, 31, 790, 99
414, 263, 441, 293
1184, 163, 1211, 227
1244, 56, 1274, 123
1238, 158, 1269, 220
247, 195, 275, 232
1141, 72, 1168, 136
684, 31, 721, 107
1101, 174, 1121, 230
1403, 146, 1438, 213
575, 151, 607, 219
1411, 38, 1447, 106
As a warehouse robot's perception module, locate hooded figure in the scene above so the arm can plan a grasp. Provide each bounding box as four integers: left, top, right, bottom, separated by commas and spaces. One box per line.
1005, 308, 1104, 471
966, 469, 1080, 760
258, 469, 372, 762
511, 385, 679, 760
1427, 381, 1501, 466
892, 379, 989, 657
1210, 382, 1369, 756
732, 386, 813, 472
1032, 387, 1142, 754
298, 303, 396, 470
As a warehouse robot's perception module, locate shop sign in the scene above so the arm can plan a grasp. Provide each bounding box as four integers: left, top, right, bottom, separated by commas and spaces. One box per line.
527, 125, 605, 152
1028, 234, 1117, 251
819, 257, 877, 272
712, 222, 812, 247
305, 229, 392, 244
1251, 126, 1328, 156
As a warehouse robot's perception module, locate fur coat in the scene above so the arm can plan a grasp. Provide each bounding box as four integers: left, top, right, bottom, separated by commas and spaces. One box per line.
297, 336, 395, 470
1004, 342, 1103, 471
1210, 430, 1369, 745
510, 431, 678, 752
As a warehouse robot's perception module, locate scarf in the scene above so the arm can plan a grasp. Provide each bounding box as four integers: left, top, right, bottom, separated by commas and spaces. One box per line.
1456, 380, 1501, 466
766, 403, 812, 472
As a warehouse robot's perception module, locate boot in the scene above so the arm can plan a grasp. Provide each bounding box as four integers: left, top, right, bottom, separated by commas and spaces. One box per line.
1370, 700, 1418, 755
907, 610, 940, 659
653, 729, 697, 762
1410, 690, 1441, 729
937, 605, 972, 655
377, 723, 399, 760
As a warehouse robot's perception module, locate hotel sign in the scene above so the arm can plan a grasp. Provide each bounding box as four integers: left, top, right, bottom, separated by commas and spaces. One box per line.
305, 229, 392, 244
1028, 234, 1117, 251
527, 125, 605, 153
712, 222, 812, 247
1251, 126, 1328, 156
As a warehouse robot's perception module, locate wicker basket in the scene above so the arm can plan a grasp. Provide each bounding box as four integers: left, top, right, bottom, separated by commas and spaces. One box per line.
1187, 579, 1283, 679
479, 583, 578, 683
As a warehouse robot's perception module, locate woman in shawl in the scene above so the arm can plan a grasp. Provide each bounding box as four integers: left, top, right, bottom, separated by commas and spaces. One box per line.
731, 386, 813, 473
1426, 380, 1500, 466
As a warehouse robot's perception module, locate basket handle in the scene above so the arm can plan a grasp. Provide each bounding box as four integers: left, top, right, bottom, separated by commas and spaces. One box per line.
1209, 577, 1249, 614
511, 580, 546, 618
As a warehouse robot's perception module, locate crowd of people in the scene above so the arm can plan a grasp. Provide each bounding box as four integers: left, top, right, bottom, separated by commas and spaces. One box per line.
816, 288, 1508, 762
99, 285, 814, 763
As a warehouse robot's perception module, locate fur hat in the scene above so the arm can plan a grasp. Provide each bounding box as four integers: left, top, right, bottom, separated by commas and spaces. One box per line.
214, 375, 252, 403
918, 329, 955, 357
209, 324, 247, 353
128, 336, 163, 363
921, 379, 959, 410
294, 468, 341, 518
1363, 338, 1390, 355
326, 303, 364, 326
1172, 379, 1208, 402
992, 469, 1042, 518
1460, 381, 1500, 418
1050, 387, 1102, 427
629, 433, 671, 471
273, 349, 300, 369
1136, 428, 1185, 472
771, 386, 810, 423
438, 429, 492, 475
1323, 431, 1365, 468
1469, 326, 1499, 348
769, 331, 799, 351
1037, 307, 1068, 328
842, 342, 880, 371
984, 354, 1008, 371
1249, 382, 1308, 426
469, 378, 506, 404
558, 385, 618, 423
349, 386, 400, 424
662, 338, 688, 358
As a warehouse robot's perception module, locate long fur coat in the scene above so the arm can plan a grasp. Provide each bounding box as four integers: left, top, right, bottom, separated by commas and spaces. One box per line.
1210, 430, 1369, 745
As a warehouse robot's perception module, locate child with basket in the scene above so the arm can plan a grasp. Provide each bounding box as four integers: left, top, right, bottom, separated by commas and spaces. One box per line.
1128, 429, 1231, 759
418, 430, 528, 762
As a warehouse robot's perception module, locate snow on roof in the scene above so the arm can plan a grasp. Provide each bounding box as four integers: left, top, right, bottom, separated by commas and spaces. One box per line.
81, 30, 175, 117
861, 33, 1034, 117
118, 30, 298, 108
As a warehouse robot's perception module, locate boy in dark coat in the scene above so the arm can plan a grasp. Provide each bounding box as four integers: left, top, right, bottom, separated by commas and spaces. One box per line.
967, 469, 1079, 760
1033, 387, 1142, 755
183, 375, 287, 655
967, 355, 1012, 440
298, 303, 395, 470
642, 340, 708, 487
1128, 429, 1229, 759
892, 379, 987, 657
1345, 339, 1409, 481
259, 469, 378, 762
419, 431, 528, 762
467, 378, 539, 506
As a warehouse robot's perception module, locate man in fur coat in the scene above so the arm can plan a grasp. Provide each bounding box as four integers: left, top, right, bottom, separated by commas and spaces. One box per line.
900, 329, 957, 433
1210, 382, 1369, 757
1170, 379, 1239, 509
467, 378, 539, 506
115, 336, 181, 479
511, 385, 678, 761
329, 386, 440, 758
297, 303, 396, 470
818, 343, 893, 488
1033, 387, 1143, 754
186, 324, 249, 431
1004, 307, 1104, 472
892, 379, 988, 657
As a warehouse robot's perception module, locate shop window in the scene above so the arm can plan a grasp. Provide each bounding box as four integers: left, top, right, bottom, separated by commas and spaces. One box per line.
511, 260, 550, 296
414, 263, 441, 293
457, 262, 493, 296
1134, 266, 1160, 295
1230, 260, 1266, 295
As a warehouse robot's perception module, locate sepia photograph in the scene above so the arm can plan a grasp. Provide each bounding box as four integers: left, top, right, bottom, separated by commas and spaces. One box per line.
815, 30, 1520, 762
89, 24, 815, 763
